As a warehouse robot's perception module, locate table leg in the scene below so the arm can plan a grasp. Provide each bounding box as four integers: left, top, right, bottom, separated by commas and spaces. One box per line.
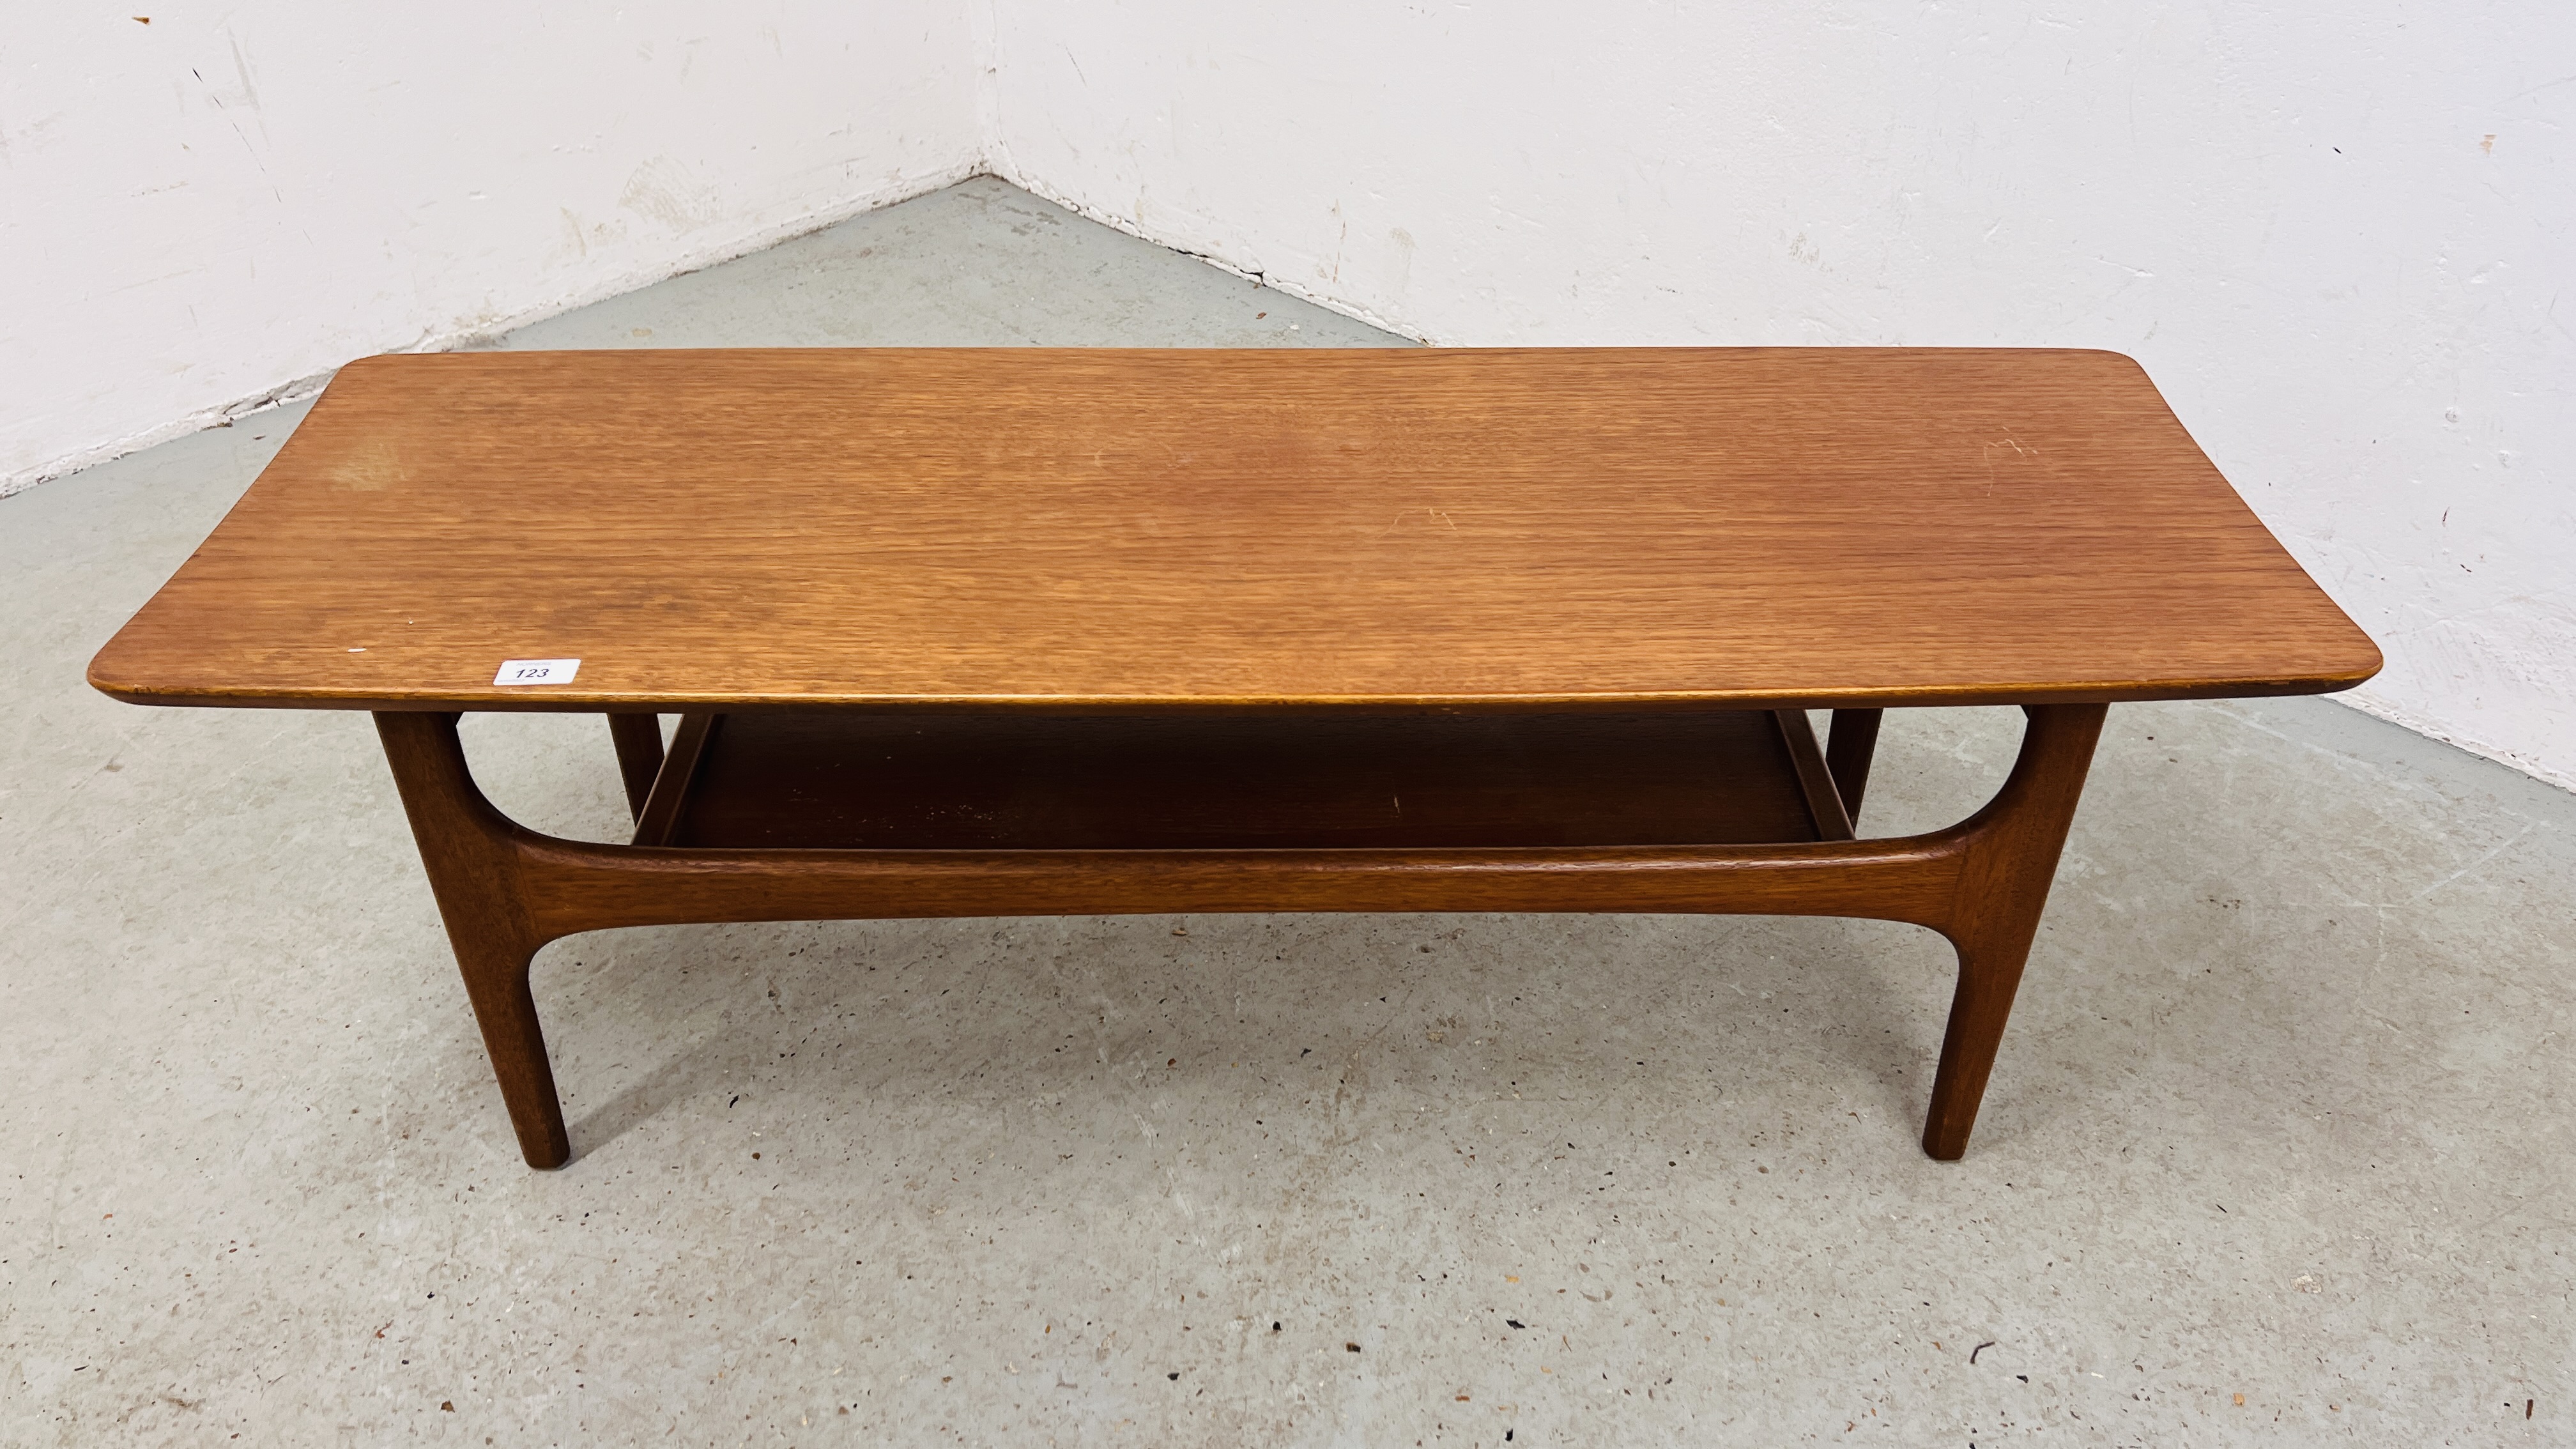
1919, 702, 2106, 1159
376, 712, 574, 1169
1826, 709, 1883, 825
606, 713, 664, 822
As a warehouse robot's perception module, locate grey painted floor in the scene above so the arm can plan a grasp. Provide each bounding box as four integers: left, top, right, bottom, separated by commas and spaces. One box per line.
4, 178, 2570, 1446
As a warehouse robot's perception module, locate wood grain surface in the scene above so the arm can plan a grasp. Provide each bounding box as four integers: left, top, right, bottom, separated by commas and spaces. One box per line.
90, 348, 2380, 711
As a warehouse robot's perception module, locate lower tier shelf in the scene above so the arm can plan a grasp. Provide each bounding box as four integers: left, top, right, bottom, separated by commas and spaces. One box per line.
638, 709, 1846, 852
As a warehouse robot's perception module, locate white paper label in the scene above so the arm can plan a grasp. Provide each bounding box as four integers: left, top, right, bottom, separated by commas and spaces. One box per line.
493, 657, 581, 686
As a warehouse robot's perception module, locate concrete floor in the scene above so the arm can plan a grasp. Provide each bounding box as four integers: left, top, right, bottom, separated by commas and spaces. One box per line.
4, 178, 2570, 1446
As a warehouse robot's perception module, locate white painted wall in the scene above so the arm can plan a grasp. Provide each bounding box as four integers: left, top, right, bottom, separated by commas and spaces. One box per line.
984, 2, 2576, 788
1, 2, 980, 493
12, 3, 2569, 786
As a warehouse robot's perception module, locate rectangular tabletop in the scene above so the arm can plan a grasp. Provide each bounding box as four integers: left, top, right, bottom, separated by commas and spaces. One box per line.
88, 347, 2378, 712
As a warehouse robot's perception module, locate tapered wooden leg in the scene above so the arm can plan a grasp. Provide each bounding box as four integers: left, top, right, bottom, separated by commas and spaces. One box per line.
376, 711, 573, 1169
445, 928, 570, 1168
606, 713, 664, 821
1920, 703, 2106, 1160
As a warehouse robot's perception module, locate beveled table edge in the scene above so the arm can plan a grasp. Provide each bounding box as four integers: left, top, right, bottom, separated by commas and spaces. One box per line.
88, 663, 2384, 714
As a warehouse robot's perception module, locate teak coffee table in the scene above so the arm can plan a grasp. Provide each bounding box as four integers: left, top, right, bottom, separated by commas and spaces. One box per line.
90, 348, 2379, 1170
